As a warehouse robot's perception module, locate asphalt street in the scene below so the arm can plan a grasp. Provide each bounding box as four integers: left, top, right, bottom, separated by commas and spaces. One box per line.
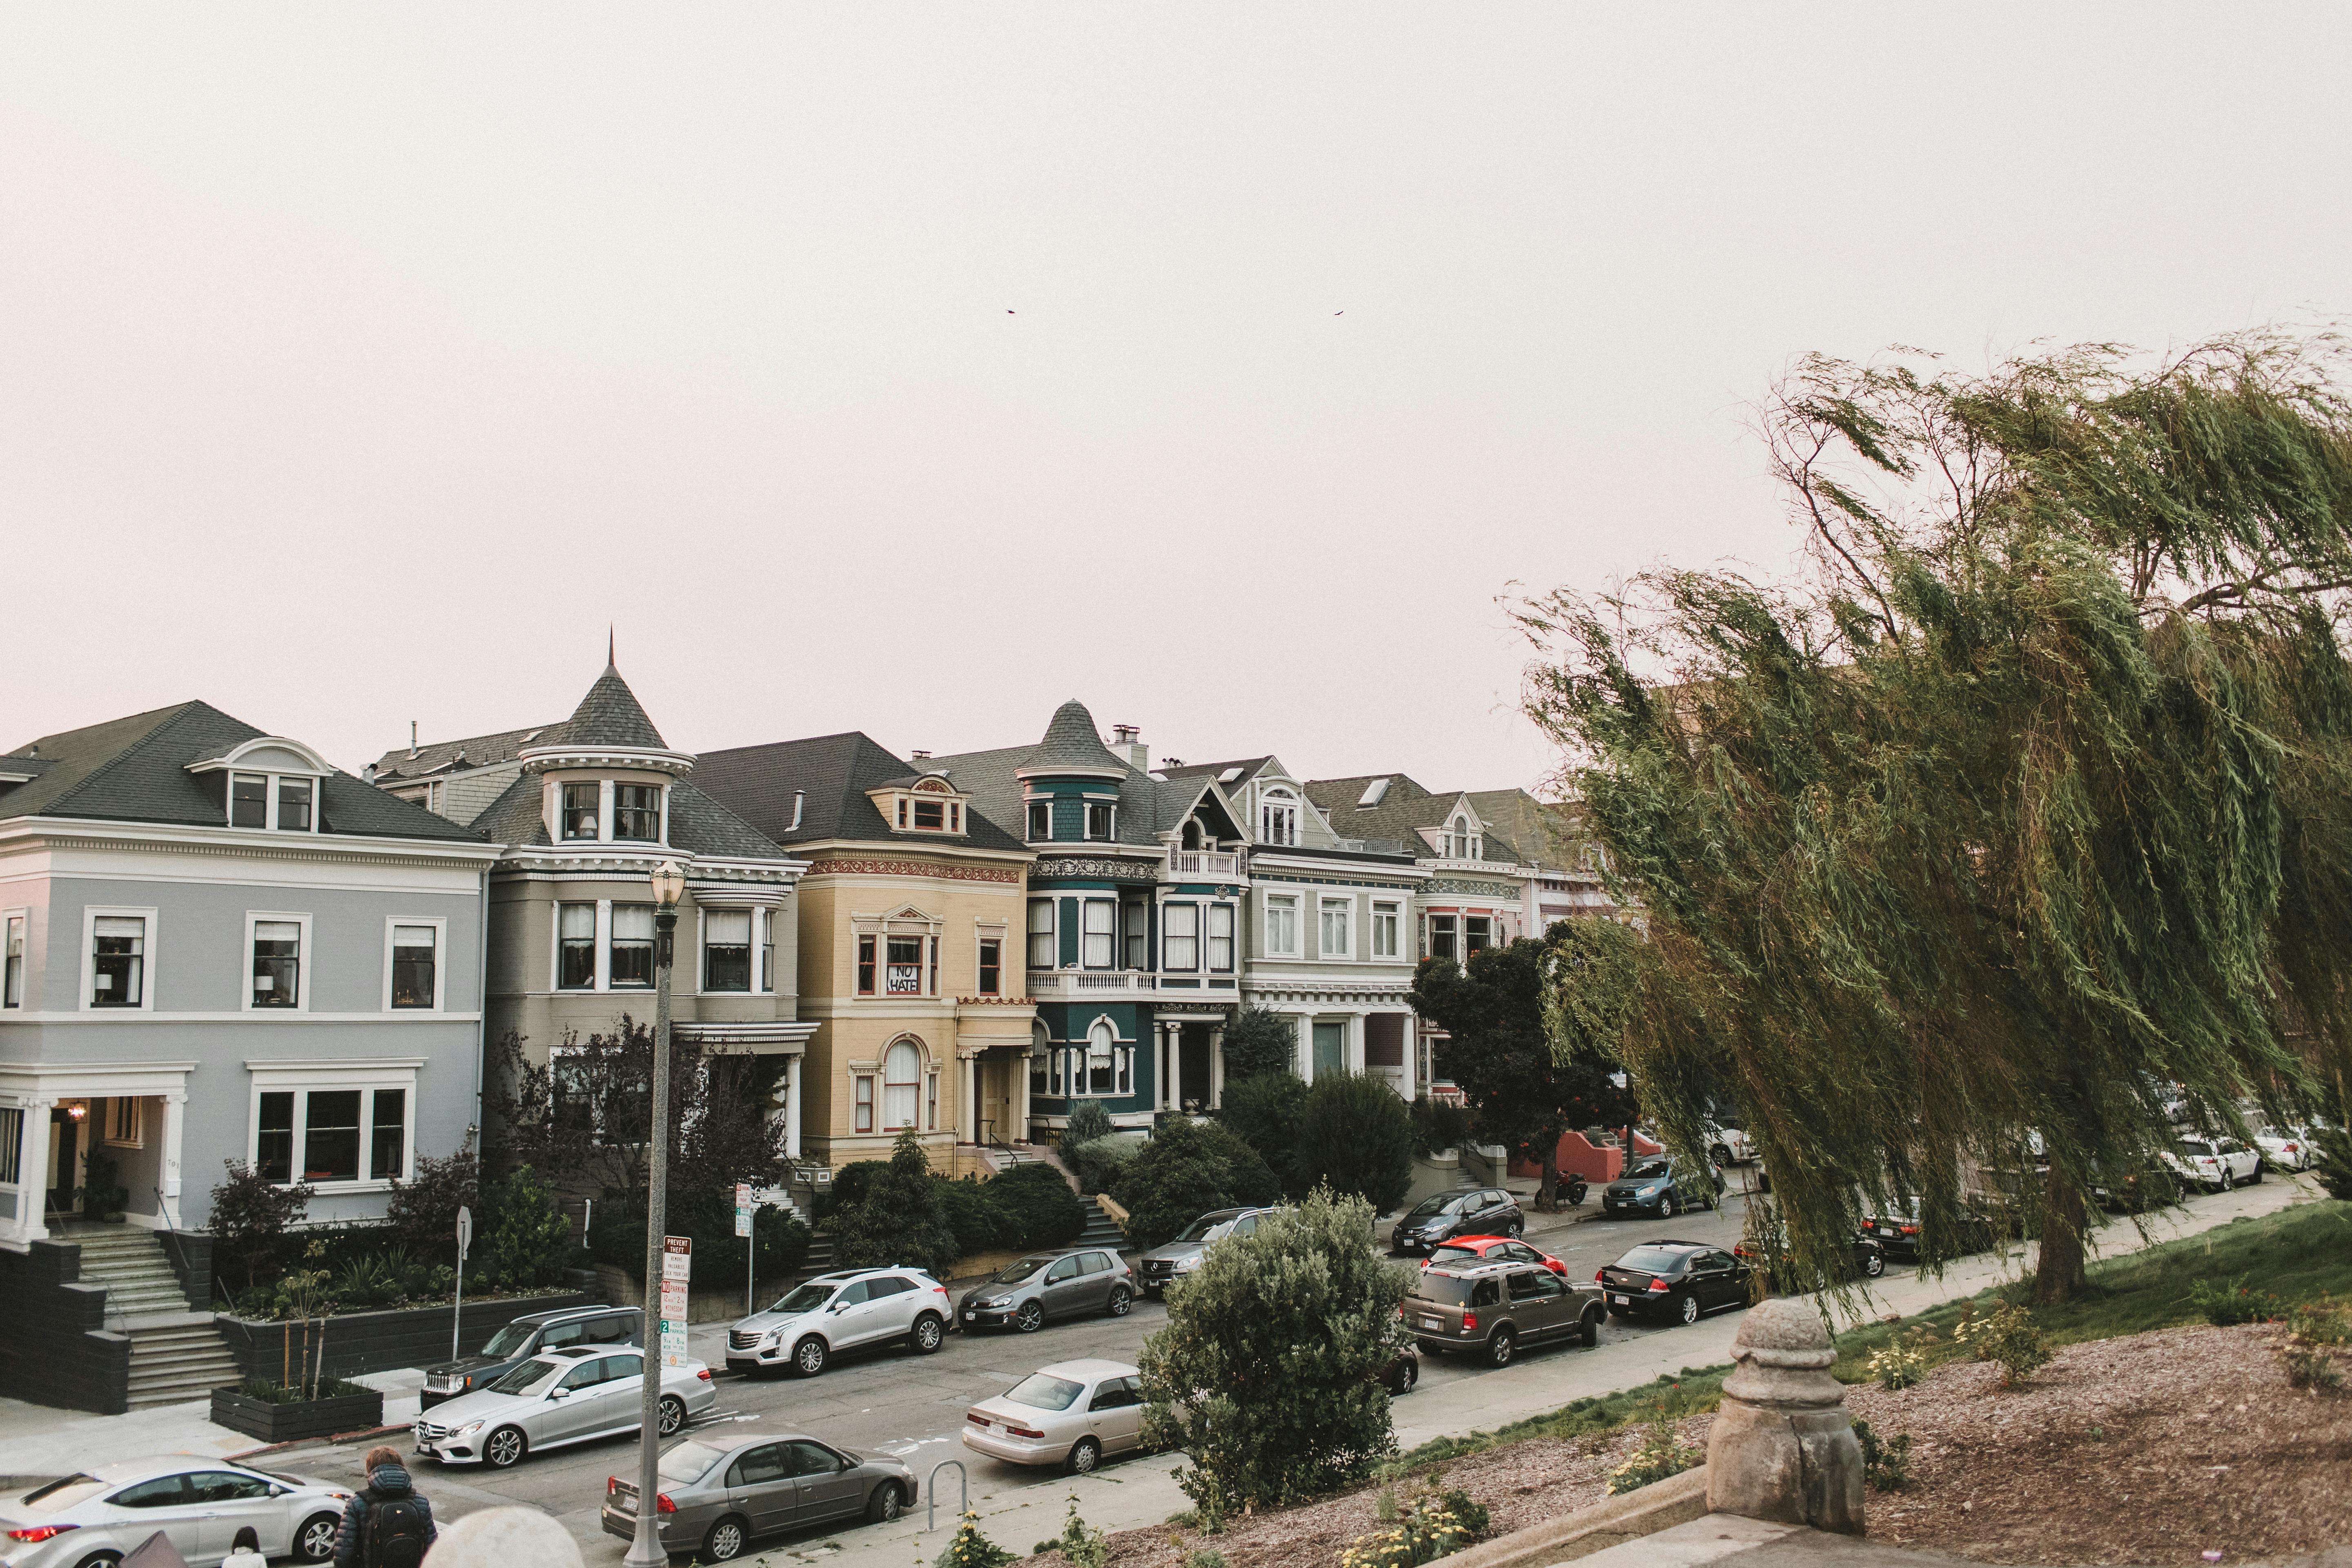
330, 1170, 2311, 1565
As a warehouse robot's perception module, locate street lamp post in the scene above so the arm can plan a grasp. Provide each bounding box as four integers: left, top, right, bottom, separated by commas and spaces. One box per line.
624, 859, 688, 1568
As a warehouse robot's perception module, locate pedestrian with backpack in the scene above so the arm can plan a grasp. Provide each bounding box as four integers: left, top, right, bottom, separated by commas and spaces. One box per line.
333, 1446, 437, 1568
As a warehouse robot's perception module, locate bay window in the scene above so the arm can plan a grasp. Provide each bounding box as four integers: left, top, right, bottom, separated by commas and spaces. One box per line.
1372, 901, 1400, 959
1027, 900, 1055, 968
886, 936, 924, 994
1428, 913, 1458, 961
857, 934, 877, 994
1027, 800, 1053, 841
1466, 915, 1493, 956
1319, 898, 1351, 959
761, 913, 775, 992
612, 784, 661, 842
1265, 895, 1299, 957
1082, 900, 1116, 968
91, 914, 147, 1007
391, 924, 439, 1008
558, 904, 597, 989
610, 904, 655, 987
1207, 904, 1234, 971
250, 918, 303, 1009
254, 1081, 411, 1185
1163, 903, 1199, 971
1123, 900, 1148, 969
561, 782, 601, 840
704, 909, 752, 991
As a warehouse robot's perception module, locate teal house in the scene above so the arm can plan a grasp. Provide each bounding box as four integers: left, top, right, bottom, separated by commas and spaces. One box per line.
927, 702, 1250, 1134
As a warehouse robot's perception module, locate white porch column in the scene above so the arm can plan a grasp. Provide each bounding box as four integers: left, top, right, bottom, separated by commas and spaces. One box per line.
1157, 1023, 1172, 1110
1348, 1010, 1369, 1074
159, 1090, 187, 1215
965, 1054, 980, 1144
1296, 1011, 1315, 1083
1208, 1023, 1226, 1110
750, 909, 767, 995
1017, 1052, 1033, 1142
784, 1054, 804, 1160
18, 1099, 55, 1244
1399, 1014, 1418, 1100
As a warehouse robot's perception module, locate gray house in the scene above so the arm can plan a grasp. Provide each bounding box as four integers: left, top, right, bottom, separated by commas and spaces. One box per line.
0, 701, 499, 1248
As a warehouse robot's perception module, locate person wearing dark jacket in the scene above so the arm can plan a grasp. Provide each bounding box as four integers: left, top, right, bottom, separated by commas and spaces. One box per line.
334, 1447, 437, 1568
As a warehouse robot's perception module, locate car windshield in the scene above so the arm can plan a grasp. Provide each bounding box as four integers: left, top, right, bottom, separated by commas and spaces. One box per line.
768, 1281, 840, 1315
1625, 1158, 1672, 1180
1003, 1373, 1085, 1411
657, 1441, 731, 1485
1614, 1247, 1689, 1275
478, 1322, 537, 1359
1428, 1243, 1485, 1264
1410, 1275, 1478, 1306
2180, 1140, 2214, 1157
1172, 1212, 1241, 1243
20, 1475, 107, 1512
992, 1256, 1058, 1285
1405, 1194, 1465, 1221
488, 1359, 566, 1396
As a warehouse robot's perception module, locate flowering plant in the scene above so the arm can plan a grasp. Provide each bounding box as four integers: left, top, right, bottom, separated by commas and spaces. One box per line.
1606, 1408, 1703, 1496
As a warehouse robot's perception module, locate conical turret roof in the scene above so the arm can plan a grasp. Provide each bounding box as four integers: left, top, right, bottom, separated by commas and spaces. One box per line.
1031, 699, 1126, 773
563, 663, 668, 750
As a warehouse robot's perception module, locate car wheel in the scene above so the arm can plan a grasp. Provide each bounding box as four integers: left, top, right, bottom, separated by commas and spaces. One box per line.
659, 1394, 687, 1435
1392, 1358, 1419, 1394
484, 1424, 527, 1469
1677, 1293, 1700, 1326
911, 1312, 946, 1354
71, 1553, 124, 1568
794, 1336, 829, 1376
1711, 1145, 1732, 1169
704, 1515, 751, 1561
1505, 1217, 1524, 1238
2247, 1163, 2264, 1184
1486, 1327, 1516, 1367
866, 1481, 906, 1523
1015, 1301, 1045, 1334
1863, 1249, 1886, 1279
1107, 1285, 1133, 1318
1661, 1193, 1679, 1219
1580, 1312, 1601, 1348
1066, 1436, 1103, 1475
294, 1511, 342, 1562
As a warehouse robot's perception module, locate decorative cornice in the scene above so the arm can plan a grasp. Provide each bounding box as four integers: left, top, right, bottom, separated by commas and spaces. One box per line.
1029, 856, 1163, 883
0, 815, 500, 868
806, 858, 1020, 884
1425, 878, 1523, 900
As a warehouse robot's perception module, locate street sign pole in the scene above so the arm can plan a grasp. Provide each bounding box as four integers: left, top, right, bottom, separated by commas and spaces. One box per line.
452, 1205, 473, 1362
735, 1183, 753, 1315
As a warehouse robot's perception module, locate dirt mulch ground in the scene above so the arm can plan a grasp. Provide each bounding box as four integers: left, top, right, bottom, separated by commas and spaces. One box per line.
1846, 1322, 2352, 1564
1050, 1323, 2349, 1568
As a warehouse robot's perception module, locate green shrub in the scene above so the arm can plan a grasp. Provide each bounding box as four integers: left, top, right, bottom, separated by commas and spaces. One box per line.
1853, 1419, 1913, 1491
1042, 1497, 1108, 1568
1185, 1551, 1228, 1568
1111, 1119, 1282, 1249
987, 1162, 1088, 1250
1337, 1489, 1487, 1568
1219, 1007, 1299, 1082
1063, 1100, 1116, 1147
1606, 1407, 1703, 1495
1141, 1187, 1412, 1511
2285, 1345, 2343, 1390
208, 1160, 313, 1293
385, 1151, 479, 1255
1063, 1136, 1134, 1196
1865, 1341, 1930, 1391
1296, 1073, 1415, 1214
1219, 1073, 1305, 1193
931, 1512, 1015, 1568
2190, 1273, 2288, 1325
833, 1131, 960, 1277
472, 1164, 578, 1290
1408, 1098, 1476, 1158
1951, 1301, 2053, 1388
941, 1176, 1015, 1256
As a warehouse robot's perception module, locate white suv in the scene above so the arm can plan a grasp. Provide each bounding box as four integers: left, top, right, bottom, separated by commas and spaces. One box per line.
2161, 1137, 2261, 1193
725, 1268, 953, 1378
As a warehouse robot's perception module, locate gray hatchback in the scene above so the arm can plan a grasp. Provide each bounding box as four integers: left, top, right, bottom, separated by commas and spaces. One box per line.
601, 1432, 915, 1562
957, 1247, 1135, 1332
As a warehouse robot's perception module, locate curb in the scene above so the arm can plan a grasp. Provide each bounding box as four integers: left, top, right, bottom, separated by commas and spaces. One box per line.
229, 1423, 410, 1463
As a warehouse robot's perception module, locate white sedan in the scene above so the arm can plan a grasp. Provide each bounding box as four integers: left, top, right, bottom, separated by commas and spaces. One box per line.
413, 1345, 716, 1468
2251, 1125, 2321, 1172
2161, 1137, 2262, 1192
961, 1359, 1145, 1476
0, 1458, 352, 1568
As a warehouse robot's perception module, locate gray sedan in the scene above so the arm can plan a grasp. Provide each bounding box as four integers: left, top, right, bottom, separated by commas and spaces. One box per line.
956, 1247, 1134, 1332
599, 1432, 915, 1562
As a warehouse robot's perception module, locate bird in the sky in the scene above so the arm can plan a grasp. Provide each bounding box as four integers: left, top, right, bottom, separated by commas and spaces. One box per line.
1334, 310, 1344, 316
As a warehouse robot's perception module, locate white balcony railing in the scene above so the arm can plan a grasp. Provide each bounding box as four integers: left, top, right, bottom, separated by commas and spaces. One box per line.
1169, 850, 1244, 878
1027, 969, 1158, 995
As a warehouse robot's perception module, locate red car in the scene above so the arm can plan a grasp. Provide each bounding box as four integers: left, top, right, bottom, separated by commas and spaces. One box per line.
1421, 1236, 1568, 1275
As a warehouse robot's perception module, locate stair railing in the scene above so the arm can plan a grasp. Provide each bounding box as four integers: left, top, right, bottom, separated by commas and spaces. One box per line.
153, 1187, 196, 1309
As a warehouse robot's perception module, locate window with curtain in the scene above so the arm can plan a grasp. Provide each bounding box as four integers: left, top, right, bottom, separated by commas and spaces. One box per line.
1086, 1022, 1118, 1095
91, 915, 146, 1007
610, 904, 655, 987
1163, 903, 1198, 970
1207, 904, 1234, 971
561, 782, 601, 840
1264, 896, 1298, 956
252, 920, 301, 1008
3, 913, 22, 1007
613, 784, 661, 841
1319, 898, 1350, 959
559, 904, 597, 989
1082, 901, 1116, 968
886, 936, 924, 994
883, 1041, 922, 1129
704, 909, 752, 991
853, 1074, 875, 1133
1027, 900, 1055, 968
0, 1106, 22, 1185
1123, 901, 1148, 969
392, 924, 438, 1007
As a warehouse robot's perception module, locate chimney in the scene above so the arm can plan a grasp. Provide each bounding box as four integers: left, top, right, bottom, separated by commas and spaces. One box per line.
363, 763, 377, 784
911, 749, 931, 761
790, 790, 805, 831
408, 721, 418, 758
1109, 724, 1149, 771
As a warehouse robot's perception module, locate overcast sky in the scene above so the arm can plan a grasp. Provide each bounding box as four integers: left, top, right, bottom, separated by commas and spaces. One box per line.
6, 7, 2346, 793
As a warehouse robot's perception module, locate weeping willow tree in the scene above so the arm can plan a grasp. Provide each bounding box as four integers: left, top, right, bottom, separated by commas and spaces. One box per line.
1517, 332, 2352, 1303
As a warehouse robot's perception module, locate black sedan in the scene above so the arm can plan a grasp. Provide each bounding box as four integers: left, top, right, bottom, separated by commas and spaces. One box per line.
1596, 1241, 1750, 1326
1599, 1157, 1723, 1219
1733, 1232, 1885, 1290
1388, 1188, 1524, 1255
1858, 1197, 1998, 1258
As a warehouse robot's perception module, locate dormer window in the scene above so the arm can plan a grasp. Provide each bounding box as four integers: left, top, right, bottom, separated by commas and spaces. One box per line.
278, 779, 313, 831
613, 784, 661, 841
561, 782, 601, 840
229, 772, 316, 831
1085, 802, 1116, 841
232, 775, 268, 828
191, 738, 331, 833
1261, 791, 1299, 846
871, 775, 968, 835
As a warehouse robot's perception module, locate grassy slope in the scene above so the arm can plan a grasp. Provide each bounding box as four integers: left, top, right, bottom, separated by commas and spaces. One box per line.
1388, 1199, 2350, 1476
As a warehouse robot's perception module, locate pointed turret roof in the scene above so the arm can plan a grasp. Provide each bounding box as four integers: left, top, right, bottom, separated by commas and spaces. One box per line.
563, 663, 668, 750
1028, 699, 1126, 774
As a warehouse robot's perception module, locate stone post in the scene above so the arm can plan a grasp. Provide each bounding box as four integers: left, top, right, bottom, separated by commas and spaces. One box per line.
1704, 1297, 1864, 1533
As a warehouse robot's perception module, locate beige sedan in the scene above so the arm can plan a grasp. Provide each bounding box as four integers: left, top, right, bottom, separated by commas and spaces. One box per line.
960, 1358, 1144, 1475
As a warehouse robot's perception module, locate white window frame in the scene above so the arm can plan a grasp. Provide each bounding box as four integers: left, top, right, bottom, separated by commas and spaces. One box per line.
383, 917, 448, 1011
975, 920, 1008, 996
881, 1038, 926, 1132
1026, 798, 1054, 842
2, 909, 25, 1009
1206, 903, 1234, 973
1263, 893, 1300, 958
245, 1058, 422, 1192
1260, 794, 1299, 847
1027, 899, 1056, 970
82, 906, 158, 1012
1162, 901, 1199, 972
1371, 901, 1400, 959
1319, 897, 1352, 959
1081, 899, 1118, 969
1084, 800, 1117, 842
229, 771, 322, 834
243, 911, 315, 1014
699, 906, 756, 996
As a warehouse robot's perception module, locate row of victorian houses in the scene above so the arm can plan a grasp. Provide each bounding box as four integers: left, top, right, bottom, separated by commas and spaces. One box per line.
0, 661, 1614, 1250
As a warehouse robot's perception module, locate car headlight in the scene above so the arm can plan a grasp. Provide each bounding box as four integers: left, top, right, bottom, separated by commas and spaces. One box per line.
981, 1296, 1013, 1308
457, 1421, 483, 1436
1639, 1185, 1664, 1197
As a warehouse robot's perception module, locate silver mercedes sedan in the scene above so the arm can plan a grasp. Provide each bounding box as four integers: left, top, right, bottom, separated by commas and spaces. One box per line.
599, 1432, 915, 1562
412, 1345, 717, 1468
0, 1458, 353, 1568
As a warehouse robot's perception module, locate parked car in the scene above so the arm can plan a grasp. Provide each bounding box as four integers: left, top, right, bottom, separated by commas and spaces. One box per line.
1704, 1121, 1756, 1166
962, 1359, 1145, 1475
1597, 1241, 1750, 1325
1380, 1344, 1422, 1395
1856, 1197, 1996, 1261
419, 1303, 641, 1410
958, 1247, 1135, 1332
2162, 1136, 2263, 1192
2251, 1124, 2321, 1172
1389, 1189, 1524, 1256
0, 1459, 353, 1568
600, 1431, 915, 1561
412, 1345, 715, 1468
726, 1268, 954, 1377
1423, 1236, 1568, 1275
1600, 1157, 1722, 1219
1404, 1259, 1605, 1367
1138, 1207, 1280, 1296
1733, 1231, 1885, 1289
2090, 1163, 2182, 1212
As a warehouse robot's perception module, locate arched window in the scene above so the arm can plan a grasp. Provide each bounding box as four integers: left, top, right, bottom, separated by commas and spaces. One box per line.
1261, 791, 1298, 847
884, 1040, 923, 1130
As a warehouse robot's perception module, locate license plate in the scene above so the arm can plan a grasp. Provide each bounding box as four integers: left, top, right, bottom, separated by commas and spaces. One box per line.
964, 1310, 976, 1320
1612, 1294, 1632, 1306
1420, 1318, 1443, 1330
1877, 1227, 1895, 1236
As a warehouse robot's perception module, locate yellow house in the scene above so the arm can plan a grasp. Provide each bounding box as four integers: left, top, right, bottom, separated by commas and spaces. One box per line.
692, 735, 1036, 1174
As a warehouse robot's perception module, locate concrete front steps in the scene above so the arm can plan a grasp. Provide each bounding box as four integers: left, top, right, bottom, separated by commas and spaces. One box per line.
56, 1226, 244, 1408
127, 1317, 246, 1408
1079, 1197, 1125, 1251
62, 1225, 200, 1319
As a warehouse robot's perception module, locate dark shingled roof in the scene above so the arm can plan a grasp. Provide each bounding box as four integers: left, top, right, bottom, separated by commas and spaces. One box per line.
3, 702, 486, 842
1031, 700, 1128, 773
1303, 773, 1530, 865
692, 733, 1030, 853
924, 702, 1247, 852
1158, 757, 1274, 784
563, 664, 668, 749
466, 772, 788, 859
374, 722, 568, 783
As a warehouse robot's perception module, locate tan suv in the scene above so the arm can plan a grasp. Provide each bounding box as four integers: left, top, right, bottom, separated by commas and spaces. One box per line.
1403, 1260, 1606, 1367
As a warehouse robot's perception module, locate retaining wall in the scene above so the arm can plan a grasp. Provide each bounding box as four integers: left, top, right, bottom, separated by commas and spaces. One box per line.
0, 1239, 132, 1414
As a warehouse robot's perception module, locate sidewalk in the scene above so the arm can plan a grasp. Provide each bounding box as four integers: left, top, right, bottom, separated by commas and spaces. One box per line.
0, 1365, 427, 1483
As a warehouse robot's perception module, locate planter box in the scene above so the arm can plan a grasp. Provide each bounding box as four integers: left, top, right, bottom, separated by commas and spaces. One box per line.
210, 1385, 385, 1444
